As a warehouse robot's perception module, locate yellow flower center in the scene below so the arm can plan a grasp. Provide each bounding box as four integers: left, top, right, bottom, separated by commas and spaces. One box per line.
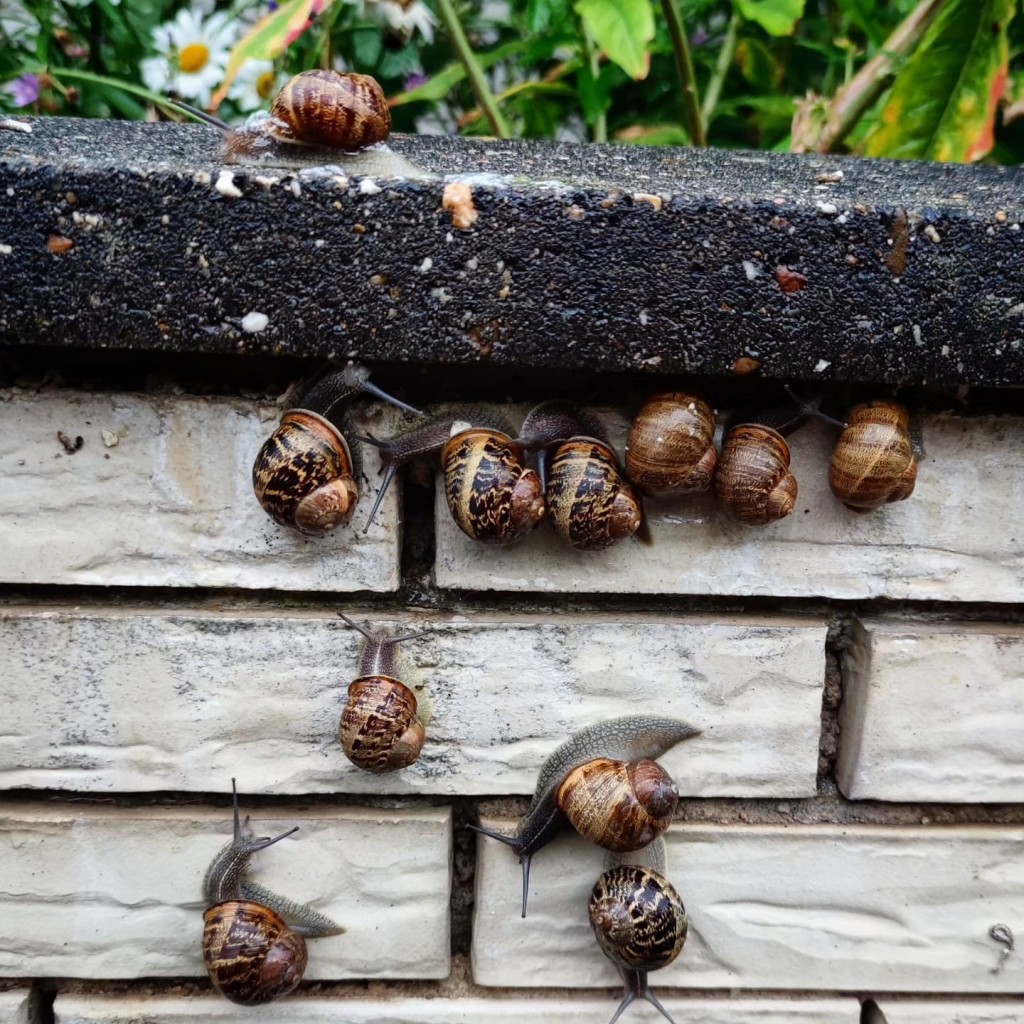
178, 42, 210, 74
256, 70, 277, 101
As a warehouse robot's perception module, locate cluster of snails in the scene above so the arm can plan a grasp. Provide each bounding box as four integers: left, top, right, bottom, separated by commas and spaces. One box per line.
628, 390, 919, 525
471, 716, 697, 1023
202, 780, 343, 1005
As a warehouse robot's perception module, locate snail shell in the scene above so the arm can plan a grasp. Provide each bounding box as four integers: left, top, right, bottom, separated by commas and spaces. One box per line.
268, 70, 391, 150
546, 439, 643, 549
204, 900, 308, 1006
713, 424, 797, 525
829, 400, 917, 513
252, 411, 358, 535
340, 676, 425, 773
589, 864, 687, 973
557, 758, 679, 852
441, 427, 545, 544
625, 393, 717, 494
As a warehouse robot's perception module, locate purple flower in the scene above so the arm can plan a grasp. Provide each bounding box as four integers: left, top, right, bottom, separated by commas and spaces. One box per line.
405, 72, 429, 91
6, 73, 40, 107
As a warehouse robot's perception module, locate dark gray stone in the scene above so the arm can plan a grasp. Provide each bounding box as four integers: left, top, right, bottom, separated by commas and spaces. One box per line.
2, 116, 1024, 386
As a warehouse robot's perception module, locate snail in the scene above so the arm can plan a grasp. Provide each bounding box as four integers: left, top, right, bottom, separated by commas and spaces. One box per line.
828, 400, 917, 513
203, 779, 343, 1005
519, 401, 646, 550
252, 362, 420, 535
468, 715, 700, 917
714, 387, 845, 526
357, 407, 545, 543
589, 840, 687, 1024
337, 612, 430, 773
171, 70, 427, 175
624, 393, 717, 495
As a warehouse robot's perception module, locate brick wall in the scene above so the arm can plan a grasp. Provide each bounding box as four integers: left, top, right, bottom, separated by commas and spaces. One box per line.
0, 386, 1021, 1024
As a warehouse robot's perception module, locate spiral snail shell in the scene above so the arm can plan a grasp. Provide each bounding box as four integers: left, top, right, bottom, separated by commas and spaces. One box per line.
520, 401, 645, 550
589, 854, 687, 1024
829, 400, 917, 513
337, 612, 430, 773
468, 715, 699, 917
625, 393, 717, 495
202, 780, 343, 1005
713, 424, 797, 526
252, 363, 419, 535
357, 406, 545, 543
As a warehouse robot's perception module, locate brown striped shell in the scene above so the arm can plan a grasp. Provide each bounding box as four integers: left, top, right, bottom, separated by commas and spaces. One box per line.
625, 393, 717, 494
556, 758, 679, 852
252, 410, 358, 535
340, 675, 425, 773
713, 424, 797, 525
829, 400, 917, 513
547, 439, 643, 549
203, 900, 308, 1006
269, 70, 390, 150
589, 865, 687, 973
441, 428, 545, 544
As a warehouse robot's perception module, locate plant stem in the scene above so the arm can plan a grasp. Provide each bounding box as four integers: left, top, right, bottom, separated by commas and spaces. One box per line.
434, 0, 511, 138
579, 26, 607, 143
700, 8, 739, 126
660, 0, 706, 146
800, 0, 943, 153
44, 67, 183, 116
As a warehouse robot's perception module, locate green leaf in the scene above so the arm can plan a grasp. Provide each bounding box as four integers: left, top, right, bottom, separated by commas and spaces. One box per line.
574, 0, 654, 80
734, 0, 807, 37
388, 41, 527, 106
616, 123, 691, 145
211, 0, 339, 111
735, 37, 779, 91
863, 0, 1015, 162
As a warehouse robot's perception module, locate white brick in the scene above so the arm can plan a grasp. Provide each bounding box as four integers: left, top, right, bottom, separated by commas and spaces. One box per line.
0, 804, 450, 979
436, 411, 1024, 602
0, 610, 825, 797
0, 991, 35, 1024
876, 1002, 1024, 1024
837, 620, 1024, 802
472, 823, 1024, 992
54, 994, 860, 1024
0, 389, 401, 591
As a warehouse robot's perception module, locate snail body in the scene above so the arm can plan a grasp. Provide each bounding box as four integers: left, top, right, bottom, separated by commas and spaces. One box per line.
252, 362, 419, 535
202, 780, 343, 1005
468, 715, 700, 917
589, 855, 687, 1024
625, 393, 717, 495
829, 400, 917, 513
520, 401, 644, 550
337, 613, 430, 773
358, 407, 544, 543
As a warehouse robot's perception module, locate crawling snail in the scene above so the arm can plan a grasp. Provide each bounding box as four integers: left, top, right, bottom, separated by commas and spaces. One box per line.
520, 401, 646, 550
172, 70, 427, 175
358, 407, 545, 544
469, 715, 700, 917
590, 839, 687, 1024
337, 612, 430, 773
829, 400, 918, 513
714, 387, 845, 525
203, 779, 343, 1005
625, 393, 717, 495
252, 362, 419, 535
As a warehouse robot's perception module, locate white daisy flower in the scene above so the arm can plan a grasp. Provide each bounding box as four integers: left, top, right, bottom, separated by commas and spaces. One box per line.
370, 0, 436, 44
141, 7, 237, 108
228, 59, 281, 112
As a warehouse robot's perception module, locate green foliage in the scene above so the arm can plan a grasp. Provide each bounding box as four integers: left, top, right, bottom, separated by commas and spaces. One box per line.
1, 0, 1022, 165
863, 0, 1015, 162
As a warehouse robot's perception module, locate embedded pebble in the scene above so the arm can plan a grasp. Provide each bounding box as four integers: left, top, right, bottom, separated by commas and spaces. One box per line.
101, 430, 119, 448
214, 170, 243, 199
240, 311, 269, 334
